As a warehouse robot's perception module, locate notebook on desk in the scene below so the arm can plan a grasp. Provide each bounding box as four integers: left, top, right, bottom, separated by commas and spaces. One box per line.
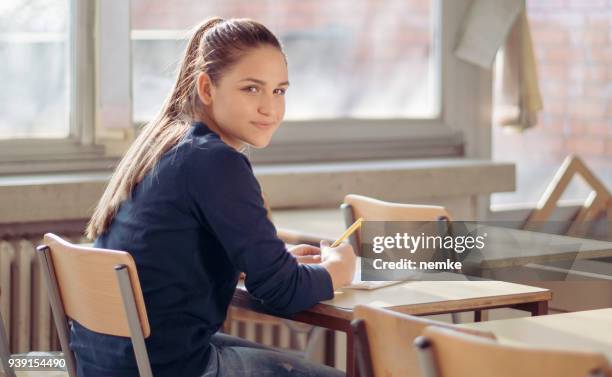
344, 279, 403, 290
343, 257, 405, 290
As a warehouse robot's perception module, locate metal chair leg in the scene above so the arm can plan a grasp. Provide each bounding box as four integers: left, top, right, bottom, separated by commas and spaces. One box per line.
0, 311, 16, 377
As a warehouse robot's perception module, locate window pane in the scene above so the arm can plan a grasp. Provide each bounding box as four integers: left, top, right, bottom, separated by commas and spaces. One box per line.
131, 0, 436, 122
0, 0, 70, 139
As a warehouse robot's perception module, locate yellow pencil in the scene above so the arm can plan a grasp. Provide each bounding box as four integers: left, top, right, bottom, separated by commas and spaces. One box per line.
330, 217, 363, 248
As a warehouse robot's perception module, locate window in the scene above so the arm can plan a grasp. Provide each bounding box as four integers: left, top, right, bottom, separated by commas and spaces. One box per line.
1, 0, 492, 171
0, 0, 69, 139
131, 0, 438, 123
0, 0, 104, 175
130, 0, 493, 164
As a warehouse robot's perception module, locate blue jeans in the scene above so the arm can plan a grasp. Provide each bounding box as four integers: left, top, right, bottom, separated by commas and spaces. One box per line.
201, 332, 345, 377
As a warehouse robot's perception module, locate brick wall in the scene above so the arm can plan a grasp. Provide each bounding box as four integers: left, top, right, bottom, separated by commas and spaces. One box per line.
493, 0, 612, 206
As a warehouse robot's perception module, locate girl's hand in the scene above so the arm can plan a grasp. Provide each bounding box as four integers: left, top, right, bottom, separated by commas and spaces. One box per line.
320, 240, 356, 290
289, 244, 322, 264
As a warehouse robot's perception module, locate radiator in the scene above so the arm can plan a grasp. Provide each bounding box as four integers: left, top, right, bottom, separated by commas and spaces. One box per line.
1, 236, 79, 353
227, 308, 311, 351
0, 234, 313, 357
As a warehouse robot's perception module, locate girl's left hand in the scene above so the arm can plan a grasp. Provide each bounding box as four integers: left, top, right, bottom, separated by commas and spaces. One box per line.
288, 244, 322, 264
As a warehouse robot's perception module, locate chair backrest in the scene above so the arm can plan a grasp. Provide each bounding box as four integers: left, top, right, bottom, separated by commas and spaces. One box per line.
342, 194, 453, 254
415, 326, 611, 377
38, 233, 152, 377
352, 305, 495, 377
344, 194, 453, 222
41, 233, 149, 337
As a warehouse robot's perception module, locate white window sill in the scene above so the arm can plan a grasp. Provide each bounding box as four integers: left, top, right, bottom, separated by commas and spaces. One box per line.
0, 139, 119, 175
0, 158, 515, 223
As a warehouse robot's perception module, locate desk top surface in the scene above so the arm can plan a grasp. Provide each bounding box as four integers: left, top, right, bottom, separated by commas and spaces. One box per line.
459, 308, 612, 361
326, 279, 549, 312
236, 278, 550, 320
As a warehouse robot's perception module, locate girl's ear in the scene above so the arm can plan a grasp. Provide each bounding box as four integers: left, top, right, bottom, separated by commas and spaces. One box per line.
197, 72, 213, 105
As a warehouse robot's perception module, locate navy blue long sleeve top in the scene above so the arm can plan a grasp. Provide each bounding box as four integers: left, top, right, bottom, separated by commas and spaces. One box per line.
71, 122, 334, 377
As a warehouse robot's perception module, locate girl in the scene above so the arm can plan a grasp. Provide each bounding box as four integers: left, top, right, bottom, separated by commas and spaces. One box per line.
83, 17, 355, 377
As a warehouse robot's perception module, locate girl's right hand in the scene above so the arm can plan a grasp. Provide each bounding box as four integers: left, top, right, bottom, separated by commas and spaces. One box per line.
319, 240, 357, 290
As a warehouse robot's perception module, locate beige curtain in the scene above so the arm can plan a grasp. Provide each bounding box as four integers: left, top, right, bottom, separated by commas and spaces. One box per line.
455, 0, 543, 132
493, 8, 543, 132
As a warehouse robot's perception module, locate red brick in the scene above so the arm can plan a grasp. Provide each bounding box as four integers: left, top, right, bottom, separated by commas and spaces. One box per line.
583, 84, 609, 97
527, 0, 566, 9
567, 83, 587, 97
568, 101, 608, 118
395, 30, 431, 45
540, 119, 567, 134
565, 137, 606, 156
404, 0, 432, 12
591, 48, 612, 62
546, 48, 585, 62
531, 137, 567, 162
569, 64, 608, 80
540, 64, 568, 80
586, 122, 612, 136
606, 140, 612, 157
539, 78, 565, 89
545, 13, 586, 27
532, 29, 569, 45
585, 16, 610, 30
573, 30, 609, 46
540, 114, 568, 128
530, 135, 565, 152
544, 99, 568, 115
567, 0, 607, 8
528, 19, 552, 30
568, 120, 589, 135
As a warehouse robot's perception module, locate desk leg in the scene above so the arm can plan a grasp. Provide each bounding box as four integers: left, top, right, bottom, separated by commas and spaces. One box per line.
513, 300, 548, 316
531, 300, 548, 316
347, 329, 361, 377
324, 329, 336, 367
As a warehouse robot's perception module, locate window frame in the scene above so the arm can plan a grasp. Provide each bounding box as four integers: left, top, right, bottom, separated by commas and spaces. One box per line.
249, 0, 492, 164
0, 0, 112, 175
0, 0, 492, 173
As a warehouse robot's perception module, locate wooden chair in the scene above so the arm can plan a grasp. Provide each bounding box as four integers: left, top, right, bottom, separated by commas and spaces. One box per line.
37, 233, 153, 377
524, 155, 612, 238
351, 305, 495, 377
414, 326, 612, 377
342, 195, 476, 323
341, 194, 453, 256
1, 288, 67, 377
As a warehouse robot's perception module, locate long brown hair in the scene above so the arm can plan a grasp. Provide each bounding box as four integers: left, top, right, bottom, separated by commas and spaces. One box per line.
86, 17, 284, 240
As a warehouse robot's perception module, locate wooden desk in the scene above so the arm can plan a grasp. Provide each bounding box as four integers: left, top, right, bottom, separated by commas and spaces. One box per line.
459, 308, 612, 361
273, 209, 612, 269
232, 279, 551, 376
